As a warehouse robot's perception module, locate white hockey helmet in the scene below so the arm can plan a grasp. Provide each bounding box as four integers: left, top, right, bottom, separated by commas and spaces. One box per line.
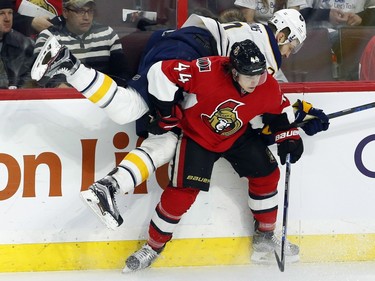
268, 9, 306, 53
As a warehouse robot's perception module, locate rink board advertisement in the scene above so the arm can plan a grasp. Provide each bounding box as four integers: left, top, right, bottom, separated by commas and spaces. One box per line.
0, 86, 375, 271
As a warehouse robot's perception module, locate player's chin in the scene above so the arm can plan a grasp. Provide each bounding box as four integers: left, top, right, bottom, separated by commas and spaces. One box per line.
247, 87, 256, 93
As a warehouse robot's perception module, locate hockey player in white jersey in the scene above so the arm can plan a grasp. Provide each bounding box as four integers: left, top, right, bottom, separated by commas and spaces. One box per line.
31, 9, 328, 238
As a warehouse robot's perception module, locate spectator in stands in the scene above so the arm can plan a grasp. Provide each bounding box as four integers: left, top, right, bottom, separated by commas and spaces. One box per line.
218, 7, 246, 22
34, 0, 130, 88
15, 0, 62, 15
0, 0, 35, 89
300, 0, 375, 27
359, 35, 375, 80
353, 7, 375, 26
234, 0, 306, 24
300, 6, 346, 25
300, 0, 375, 73
12, 0, 62, 37
190, 7, 218, 20
13, 13, 53, 36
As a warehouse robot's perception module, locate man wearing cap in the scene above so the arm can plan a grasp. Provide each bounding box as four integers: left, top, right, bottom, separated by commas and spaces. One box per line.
0, 0, 34, 89
33, 0, 131, 87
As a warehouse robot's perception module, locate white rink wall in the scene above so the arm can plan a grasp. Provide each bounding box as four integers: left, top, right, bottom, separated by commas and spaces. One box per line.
0, 88, 374, 271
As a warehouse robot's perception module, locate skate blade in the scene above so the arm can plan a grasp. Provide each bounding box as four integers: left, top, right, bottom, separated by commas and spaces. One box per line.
31, 36, 62, 81
251, 251, 300, 264
80, 189, 122, 230
122, 266, 135, 274
122, 264, 151, 274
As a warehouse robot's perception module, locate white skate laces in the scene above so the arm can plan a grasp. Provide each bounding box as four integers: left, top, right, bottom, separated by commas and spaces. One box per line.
80, 176, 123, 230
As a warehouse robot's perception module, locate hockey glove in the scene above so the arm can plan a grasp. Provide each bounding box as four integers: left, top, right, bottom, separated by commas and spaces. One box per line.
293, 99, 330, 136
260, 125, 276, 145
275, 128, 304, 165
148, 106, 182, 135
261, 113, 294, 146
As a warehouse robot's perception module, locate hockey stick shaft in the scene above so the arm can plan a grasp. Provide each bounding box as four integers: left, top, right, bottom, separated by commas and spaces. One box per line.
274, 101, 375, 270
275, 153, 291, 272
296, 101, 375, 127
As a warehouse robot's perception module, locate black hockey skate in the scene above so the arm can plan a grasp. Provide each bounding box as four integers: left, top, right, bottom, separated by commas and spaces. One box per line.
80, 176, 123, 230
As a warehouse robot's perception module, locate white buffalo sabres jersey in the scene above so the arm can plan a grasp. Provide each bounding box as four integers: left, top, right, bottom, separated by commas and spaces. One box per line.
182, 14, 282, 77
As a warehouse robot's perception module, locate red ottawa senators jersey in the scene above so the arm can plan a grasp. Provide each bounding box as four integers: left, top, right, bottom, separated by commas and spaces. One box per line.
148, 56, 291, 153
16, 0, 62, 16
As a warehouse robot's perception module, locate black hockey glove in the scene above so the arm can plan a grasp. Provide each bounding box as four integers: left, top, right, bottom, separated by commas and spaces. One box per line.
293, 99, 330, 136
148, 106, 182, 135
260, 125, 276, 145
275, 127, 304, 165
267, 113, 304, 165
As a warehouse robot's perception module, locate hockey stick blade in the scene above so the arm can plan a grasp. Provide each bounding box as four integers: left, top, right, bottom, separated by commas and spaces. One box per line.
274, 153, 291, 272
275, 250, 285, 272
296, 101, 375, 127
274, 223, 287, 272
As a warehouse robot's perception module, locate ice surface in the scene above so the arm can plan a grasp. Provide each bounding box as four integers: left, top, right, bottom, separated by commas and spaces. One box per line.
0, 262, 374, 281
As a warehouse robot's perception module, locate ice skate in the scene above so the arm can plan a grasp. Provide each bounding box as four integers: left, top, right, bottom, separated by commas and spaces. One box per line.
80, 176, 123, 230
251, 229, 300, 264
122, 244, 162, 273
31, 36, 80, 81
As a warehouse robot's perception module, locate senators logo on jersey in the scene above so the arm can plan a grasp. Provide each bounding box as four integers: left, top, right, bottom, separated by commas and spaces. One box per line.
18, 0, 60, 15
202, 100, 244, 136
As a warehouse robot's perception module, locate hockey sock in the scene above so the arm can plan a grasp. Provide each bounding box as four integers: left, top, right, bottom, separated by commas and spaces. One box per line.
66, 64, 95, 92
113, 147, 156, 194
247, 168, 280, 232
66, 64, 118, 108
148, 186, 200, 248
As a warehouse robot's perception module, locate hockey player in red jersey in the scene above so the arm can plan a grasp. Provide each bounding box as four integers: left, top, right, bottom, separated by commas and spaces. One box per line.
31, 9, 329, 231
122, 39, 303, 272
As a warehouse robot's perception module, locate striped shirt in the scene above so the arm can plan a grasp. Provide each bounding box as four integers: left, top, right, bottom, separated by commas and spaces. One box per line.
34, 19, 130, 86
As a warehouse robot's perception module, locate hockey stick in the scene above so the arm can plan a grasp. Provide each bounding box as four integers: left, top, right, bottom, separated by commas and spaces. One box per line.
296, 101, 375, 127
274, 153, 291, 272
273, 101, 375, 271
